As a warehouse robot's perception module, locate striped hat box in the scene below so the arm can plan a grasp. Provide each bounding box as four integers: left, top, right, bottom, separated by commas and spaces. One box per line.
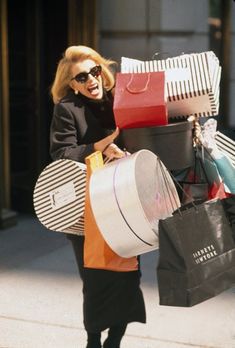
215, 131, 235, 167
33, 159, 87, 235
121, 51, 221, 119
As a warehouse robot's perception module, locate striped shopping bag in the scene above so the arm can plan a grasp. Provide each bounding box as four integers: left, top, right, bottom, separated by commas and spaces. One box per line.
215, 131, 235, 167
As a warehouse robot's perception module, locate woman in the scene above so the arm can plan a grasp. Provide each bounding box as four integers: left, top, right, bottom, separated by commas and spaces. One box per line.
50, 45, 146, 348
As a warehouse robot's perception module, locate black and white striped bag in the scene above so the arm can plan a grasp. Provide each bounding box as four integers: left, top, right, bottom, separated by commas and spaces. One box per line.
33, 159, 87, 235
121, 51, 221, 119
215, 131, 235, 167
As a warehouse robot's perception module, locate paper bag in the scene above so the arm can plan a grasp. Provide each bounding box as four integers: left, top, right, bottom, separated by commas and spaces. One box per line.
113, 71, 167, 129
157, 199, 235, 307
84, 151, 138, 271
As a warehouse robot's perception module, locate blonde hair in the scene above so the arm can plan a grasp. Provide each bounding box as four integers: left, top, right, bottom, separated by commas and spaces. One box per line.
50, 45, 117, 104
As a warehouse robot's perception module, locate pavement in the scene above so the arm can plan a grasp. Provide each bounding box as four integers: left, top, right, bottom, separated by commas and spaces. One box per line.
0, 214, 235, 348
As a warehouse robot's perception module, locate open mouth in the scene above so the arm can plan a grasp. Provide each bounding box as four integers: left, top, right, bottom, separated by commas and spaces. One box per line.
88, 84, 99, 94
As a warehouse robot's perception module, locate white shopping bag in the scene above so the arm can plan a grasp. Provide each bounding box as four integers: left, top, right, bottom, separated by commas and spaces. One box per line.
121, 51, 221, 119
199, 119, 235, 194
215, 131, 235, 167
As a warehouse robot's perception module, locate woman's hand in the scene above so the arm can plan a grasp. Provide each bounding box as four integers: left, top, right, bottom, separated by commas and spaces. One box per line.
94, 127, 125, 160
103, 143, 125, 161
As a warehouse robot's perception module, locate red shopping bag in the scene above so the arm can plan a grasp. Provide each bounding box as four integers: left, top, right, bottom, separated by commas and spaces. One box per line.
113, 72, 167, 129
208, 181, 231, 200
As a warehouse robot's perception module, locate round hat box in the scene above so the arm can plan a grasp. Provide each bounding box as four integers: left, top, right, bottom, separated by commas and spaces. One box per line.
119, 121, 194, 170
33, 159, 87, 235
89, 149, 180, 257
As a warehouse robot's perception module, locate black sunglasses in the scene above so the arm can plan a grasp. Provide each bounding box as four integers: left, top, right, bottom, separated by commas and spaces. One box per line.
71, 65, 102, 84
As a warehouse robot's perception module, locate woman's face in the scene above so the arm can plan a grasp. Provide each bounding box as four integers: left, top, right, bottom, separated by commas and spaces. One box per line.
70, 59, 103, 100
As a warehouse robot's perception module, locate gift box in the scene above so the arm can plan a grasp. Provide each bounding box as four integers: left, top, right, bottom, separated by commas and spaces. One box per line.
121, 51, 221, 118
120, 121, 194, 170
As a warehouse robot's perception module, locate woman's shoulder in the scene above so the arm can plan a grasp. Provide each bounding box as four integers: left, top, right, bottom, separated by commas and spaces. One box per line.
54, 91, 85, 116
53, 95, 86, 127
59, 90, 84, 108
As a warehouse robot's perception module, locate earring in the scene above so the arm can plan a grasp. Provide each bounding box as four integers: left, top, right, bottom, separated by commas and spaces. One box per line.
74, 90, 78, 95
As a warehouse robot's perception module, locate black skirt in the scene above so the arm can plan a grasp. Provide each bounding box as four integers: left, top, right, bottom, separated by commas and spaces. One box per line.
68, 235, 146, 333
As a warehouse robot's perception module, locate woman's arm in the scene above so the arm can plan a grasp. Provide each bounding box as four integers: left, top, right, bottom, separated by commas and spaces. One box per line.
50, 103, 123, 163
50, 103, 94, 163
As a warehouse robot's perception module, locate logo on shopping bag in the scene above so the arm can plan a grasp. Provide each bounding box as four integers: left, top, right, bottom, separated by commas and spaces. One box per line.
193, 244, 218, 264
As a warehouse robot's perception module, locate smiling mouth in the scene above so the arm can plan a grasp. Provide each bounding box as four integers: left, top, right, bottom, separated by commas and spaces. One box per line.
88, 84, 100, 94
88, 85, 98, 91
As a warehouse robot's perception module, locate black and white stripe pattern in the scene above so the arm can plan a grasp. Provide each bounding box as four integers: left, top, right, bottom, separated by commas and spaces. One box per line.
215, 131, 235, 167
121, 51, 221, 118
33, 159, 87, 235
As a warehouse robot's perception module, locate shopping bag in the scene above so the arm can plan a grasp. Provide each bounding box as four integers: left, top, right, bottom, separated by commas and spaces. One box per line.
211, 155, 235, 194
180, 181, 209, 204
157, 199, 235, 307
121, 51, 221, 119
211, 131, 235, 193
113, 71, 167, 129
83, 151, 138, 271
221, 196, 235, 243
215, 131, 235, 167
178, 149, 209, 204
194, 144, 230, 198
199, 119, 235, 194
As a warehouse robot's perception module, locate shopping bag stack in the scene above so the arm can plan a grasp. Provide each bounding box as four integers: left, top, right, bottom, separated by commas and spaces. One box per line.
156, 118, 235, 307
116, 50, 233, 306
114, 51, 222, 171
120, 51, 221, 119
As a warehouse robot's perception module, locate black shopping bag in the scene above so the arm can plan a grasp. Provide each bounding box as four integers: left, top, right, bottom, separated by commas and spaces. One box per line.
221, 196, 235, 243
157, 199, 235, 307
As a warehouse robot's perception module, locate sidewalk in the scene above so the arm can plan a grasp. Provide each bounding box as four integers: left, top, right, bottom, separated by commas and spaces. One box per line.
0, 214, 235, 348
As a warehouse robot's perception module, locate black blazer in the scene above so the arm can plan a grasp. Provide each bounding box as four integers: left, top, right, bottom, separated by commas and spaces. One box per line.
50, 90, 116, 163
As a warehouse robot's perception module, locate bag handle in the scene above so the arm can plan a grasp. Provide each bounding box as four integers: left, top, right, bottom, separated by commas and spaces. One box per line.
156, 158, 186, 215
126, 73, 150, 94
157, 157, 198, 216
188, 146, 210, 184
151, 51, 186, 60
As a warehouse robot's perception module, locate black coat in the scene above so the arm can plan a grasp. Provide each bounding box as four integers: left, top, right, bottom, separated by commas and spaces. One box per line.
50, 89, 146, 332
50, 89, 118, 163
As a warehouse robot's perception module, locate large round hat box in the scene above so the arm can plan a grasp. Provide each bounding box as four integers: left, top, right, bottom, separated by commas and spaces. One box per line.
89, 149, 180, 257
33, 159, 86, 235
119, 121, 194, 170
